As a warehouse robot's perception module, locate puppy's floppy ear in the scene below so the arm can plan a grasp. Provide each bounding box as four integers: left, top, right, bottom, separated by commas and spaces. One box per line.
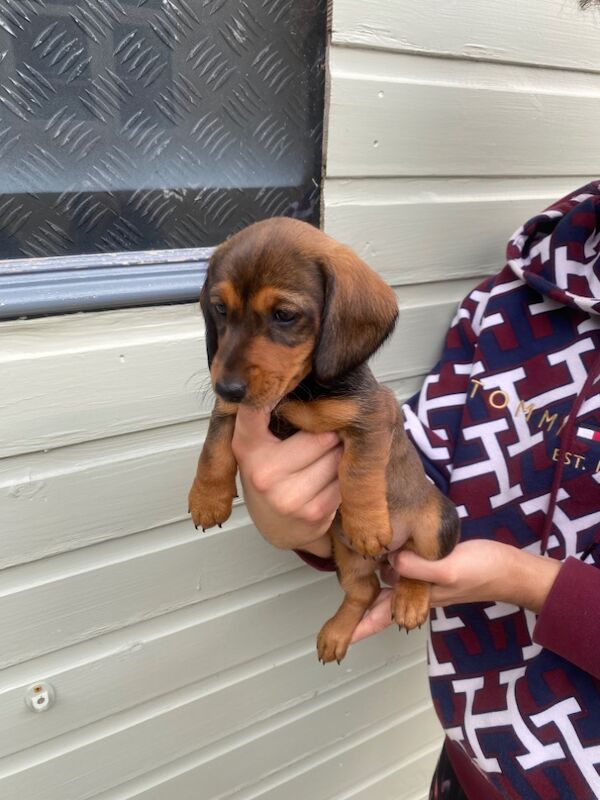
200, 272, 218, 369
314, 242, 398, 383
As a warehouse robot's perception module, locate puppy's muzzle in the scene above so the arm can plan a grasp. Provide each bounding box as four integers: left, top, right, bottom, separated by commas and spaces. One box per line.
215, 379, 247, 403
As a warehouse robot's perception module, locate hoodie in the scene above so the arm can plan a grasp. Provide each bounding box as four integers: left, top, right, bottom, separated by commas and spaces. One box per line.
403, 181, 600, 800
299, 182, 600, 799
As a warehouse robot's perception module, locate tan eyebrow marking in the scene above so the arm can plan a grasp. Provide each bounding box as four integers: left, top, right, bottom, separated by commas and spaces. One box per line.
250, 286, 305, 314
212, 280, 242, 312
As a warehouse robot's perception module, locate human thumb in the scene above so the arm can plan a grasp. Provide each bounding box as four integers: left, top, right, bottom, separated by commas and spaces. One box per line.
388, 549, 443, 583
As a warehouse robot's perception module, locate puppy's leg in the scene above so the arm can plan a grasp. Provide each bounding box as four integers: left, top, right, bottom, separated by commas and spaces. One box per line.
392, 491, 459, 630
280, 394, 394, 558
391, 556, 431, 631
188, 400, 238, 531
337, 425, 394, 558
317, 529, 380, 664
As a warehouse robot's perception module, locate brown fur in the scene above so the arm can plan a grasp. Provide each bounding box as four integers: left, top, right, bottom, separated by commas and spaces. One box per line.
188, 217, 460, 663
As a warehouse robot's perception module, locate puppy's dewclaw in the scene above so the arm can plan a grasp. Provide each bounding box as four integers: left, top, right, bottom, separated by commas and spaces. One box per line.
189, 217, 460, 662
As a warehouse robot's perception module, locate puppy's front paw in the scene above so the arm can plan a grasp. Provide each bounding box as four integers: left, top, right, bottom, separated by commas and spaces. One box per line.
340, 508, 393, 558
188, 476, 235, 531
316, 618, 352, 664
392, 578, 430, 631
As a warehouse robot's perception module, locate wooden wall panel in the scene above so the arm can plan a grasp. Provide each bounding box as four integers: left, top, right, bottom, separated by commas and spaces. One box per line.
325, 178, 585, 286
0, 658, 430, 800
327, 49, 600, 178
332, 0, 600, 71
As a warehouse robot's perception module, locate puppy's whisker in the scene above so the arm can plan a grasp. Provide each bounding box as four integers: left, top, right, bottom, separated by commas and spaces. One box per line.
200, 382, 215, 404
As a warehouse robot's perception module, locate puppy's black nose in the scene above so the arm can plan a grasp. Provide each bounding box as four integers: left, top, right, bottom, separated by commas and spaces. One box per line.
215, 380, 247, 403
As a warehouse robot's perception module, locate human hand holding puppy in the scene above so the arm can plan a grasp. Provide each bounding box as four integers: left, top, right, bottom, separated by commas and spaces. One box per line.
233, 404, 341, 559
236, 417, 561, 641
233, 405, 416, 558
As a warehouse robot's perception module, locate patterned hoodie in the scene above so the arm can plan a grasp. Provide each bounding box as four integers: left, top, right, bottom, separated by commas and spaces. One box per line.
300, 182, 600, 799
403, 181, 600, 799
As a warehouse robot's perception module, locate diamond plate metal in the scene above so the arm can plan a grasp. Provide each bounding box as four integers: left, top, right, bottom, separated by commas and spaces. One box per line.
0, 0, 326, 258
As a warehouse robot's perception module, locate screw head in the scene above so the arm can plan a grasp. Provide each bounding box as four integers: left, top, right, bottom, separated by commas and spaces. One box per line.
25, 682, 55, 713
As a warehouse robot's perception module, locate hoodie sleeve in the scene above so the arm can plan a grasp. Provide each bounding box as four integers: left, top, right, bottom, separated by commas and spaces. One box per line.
533, 557, 600, 680
294, 548, 336, 572
402, 280, 489, 494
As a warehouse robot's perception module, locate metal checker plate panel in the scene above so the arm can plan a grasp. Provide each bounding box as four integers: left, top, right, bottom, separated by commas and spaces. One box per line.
0, 0, 326, 259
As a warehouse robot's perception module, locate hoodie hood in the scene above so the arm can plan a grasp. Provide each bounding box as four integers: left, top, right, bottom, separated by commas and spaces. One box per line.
507, 181, 600, 316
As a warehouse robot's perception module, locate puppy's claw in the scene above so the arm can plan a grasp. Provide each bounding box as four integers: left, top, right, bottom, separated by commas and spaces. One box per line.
218, 524, 222, 529
194, 524, 198, 531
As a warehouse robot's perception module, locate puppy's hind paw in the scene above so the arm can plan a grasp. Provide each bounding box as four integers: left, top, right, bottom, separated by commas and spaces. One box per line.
316, 619, 352, 664
392, 578, 430, 631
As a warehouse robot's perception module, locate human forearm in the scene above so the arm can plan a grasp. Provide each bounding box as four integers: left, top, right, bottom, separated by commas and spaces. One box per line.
500, 546, 562, 613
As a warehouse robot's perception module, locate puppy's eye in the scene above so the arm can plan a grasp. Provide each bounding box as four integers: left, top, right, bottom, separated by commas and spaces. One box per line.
213, 303, 227, 316
273, 308, 297, 324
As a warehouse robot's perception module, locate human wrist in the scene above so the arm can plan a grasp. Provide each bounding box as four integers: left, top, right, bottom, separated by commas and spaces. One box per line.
502, 548, 562, 613
296, 534, 333, 559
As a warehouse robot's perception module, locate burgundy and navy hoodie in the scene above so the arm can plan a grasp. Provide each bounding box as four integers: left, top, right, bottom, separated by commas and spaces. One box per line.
402, 181, 600, 799
301, 182, 600, 799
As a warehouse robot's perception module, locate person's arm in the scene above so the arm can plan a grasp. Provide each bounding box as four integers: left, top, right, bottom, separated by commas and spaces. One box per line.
351, 540, 561, 641
354, 540, 600, 682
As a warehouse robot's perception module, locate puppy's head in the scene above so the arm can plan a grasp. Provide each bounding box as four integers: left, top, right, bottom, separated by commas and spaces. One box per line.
200, 217, 398, 407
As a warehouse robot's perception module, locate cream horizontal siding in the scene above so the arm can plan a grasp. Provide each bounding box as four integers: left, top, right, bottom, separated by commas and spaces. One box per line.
327, 48, 600, 178
332, 0, 600, 71
2, 2, 599, 798
0, 303, 438, 799
0, 571, 337, 759
0, 305, 207, 458
325, 177, 585, 287
0, 638, 429, 800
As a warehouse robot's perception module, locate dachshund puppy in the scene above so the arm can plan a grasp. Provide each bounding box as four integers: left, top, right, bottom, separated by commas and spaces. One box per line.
189, 217, 459, 663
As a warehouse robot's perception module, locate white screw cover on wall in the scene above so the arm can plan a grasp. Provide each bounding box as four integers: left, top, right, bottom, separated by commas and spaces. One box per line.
25, 682, 55, 713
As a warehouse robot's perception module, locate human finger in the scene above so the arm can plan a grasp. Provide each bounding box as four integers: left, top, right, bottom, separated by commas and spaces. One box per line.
388, 549, 446, 584
266, 446, 342, 512
350, 588, 393, 643
233, 405, 277, 454
298, 479, 341, 525
275, 429, 341, 474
